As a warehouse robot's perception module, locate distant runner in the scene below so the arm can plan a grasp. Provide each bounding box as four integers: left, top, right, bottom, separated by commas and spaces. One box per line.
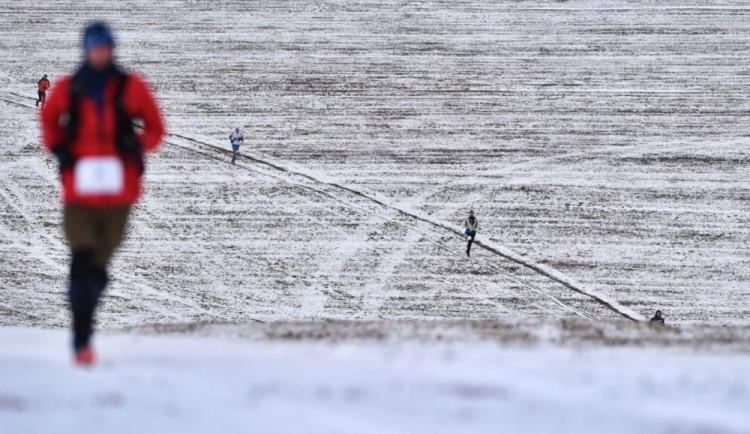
36, 74, 50, 108
464, 210, 480, 258
40, 22, 165, 366
228, 127, 244, 165
650, 310, 665, 325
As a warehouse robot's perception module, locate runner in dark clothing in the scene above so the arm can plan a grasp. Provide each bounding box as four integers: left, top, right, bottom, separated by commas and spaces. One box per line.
650, 310, 665, 325
464, 210, 480, 258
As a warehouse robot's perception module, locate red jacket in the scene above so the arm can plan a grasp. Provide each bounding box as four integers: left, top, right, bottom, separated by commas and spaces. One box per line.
41, 73, 165, 208
38, 78, 50, 92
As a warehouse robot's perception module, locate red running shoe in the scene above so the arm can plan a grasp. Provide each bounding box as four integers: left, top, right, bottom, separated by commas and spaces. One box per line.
75, 347, 97, 366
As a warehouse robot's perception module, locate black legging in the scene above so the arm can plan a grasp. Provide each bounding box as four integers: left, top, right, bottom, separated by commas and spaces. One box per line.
466, 230, 476, 254
69, 250, 108, 350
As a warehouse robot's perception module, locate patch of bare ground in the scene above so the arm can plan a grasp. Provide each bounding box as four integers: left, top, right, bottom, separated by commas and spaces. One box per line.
118, 319, 750, 352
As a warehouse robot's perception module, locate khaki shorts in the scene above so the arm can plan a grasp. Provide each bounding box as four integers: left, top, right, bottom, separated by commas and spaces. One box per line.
63, 204, 131, 267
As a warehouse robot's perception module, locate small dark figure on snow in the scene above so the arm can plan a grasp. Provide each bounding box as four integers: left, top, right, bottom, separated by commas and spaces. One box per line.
464, 210, 480, 257
36, 74, 50, 108
650, 310, 665, 325
228, 127, 244, 165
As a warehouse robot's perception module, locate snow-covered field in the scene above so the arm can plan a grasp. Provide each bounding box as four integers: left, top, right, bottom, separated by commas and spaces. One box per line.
1, 1, 750, 432
1, 0, 747, 327
2, 323, 750, 434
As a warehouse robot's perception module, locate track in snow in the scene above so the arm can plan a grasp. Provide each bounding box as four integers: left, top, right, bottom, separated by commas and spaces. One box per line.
1, 90, 637, 321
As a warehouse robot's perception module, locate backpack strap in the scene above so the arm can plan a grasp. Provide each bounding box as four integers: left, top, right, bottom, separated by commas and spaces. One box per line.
51, 79, 84, 171
113, 74, 144, 175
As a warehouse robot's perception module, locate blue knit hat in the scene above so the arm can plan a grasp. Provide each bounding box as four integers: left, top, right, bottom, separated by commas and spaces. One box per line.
83, 21, 115, 51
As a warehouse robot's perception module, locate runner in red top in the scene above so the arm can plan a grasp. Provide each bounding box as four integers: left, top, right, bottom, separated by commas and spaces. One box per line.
36, 74, 50, 108
41, 47, 165, 207
40, 21, 165, 365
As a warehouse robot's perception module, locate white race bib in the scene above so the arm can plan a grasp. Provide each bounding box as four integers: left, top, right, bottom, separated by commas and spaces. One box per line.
74, 157, 124, 195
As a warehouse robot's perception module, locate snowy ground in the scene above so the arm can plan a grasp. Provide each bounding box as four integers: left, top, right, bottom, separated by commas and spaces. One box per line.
1, 1, 750, 432
1, 0, 748, 328
2, 323, 750, 434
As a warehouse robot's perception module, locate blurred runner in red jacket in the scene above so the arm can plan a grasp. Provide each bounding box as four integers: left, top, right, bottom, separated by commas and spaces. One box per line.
40, 21, 165, 366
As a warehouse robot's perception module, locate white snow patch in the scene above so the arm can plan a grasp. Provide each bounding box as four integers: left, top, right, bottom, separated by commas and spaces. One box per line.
1, 327, 749, 434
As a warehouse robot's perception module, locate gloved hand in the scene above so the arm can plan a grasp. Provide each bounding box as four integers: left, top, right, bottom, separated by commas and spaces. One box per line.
118, 135, 142, 154
52, 146, 75, 171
